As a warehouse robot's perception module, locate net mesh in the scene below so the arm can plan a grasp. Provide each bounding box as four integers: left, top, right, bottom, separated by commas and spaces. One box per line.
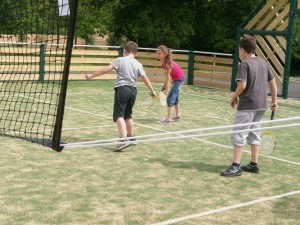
0, 0, 76, 150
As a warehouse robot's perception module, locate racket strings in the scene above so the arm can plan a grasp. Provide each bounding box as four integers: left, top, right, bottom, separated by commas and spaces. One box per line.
140, 96, 154, 109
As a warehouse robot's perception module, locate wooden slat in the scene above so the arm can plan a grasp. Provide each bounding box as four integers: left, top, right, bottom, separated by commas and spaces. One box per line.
194, 71, 231, 81
138, 59, 161, 67
266, 5, 289, 30
0, 65, 40, 72
0, 73, 42, 81
255, 0, 288, 30
68, 73, 116, 80
194, 64, 232, 73
245, 0, 277, 29
0, 46, 41, 54
264, 36, 285, 63
72, 49, 118, 56
69, 65, 109, 73
71, 57, 113, 64
194, 55, 233, 64
255, 35, 284, 75
172, 53, 189, 60
144, 68, 163, 75
138, 76, 165, 83
176, 61, 189, 68
0, 55, 40, 63
136, 51, 156, 58
277, 18, 288, 31
193, 80, 230, 89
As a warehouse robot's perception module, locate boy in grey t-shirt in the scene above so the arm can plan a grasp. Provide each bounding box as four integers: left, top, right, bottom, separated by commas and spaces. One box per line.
85, 41, 157, 152
221, 37, 278, 177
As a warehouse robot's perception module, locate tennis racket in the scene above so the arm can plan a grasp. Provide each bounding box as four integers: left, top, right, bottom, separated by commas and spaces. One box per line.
260, 111, 276, 155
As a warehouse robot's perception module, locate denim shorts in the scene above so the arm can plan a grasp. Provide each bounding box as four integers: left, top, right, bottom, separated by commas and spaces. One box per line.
231, 110, 265, 146
167, 77, 185, 106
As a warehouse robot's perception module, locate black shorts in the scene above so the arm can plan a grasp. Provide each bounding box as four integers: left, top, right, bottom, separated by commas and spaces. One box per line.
113, 86, 137, 122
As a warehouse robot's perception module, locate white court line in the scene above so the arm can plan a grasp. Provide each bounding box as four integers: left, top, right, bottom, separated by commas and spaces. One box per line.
13, 91, 300, 165
151, 190, 300, 225
62, 125, 115, 131
65, 107, 300, 166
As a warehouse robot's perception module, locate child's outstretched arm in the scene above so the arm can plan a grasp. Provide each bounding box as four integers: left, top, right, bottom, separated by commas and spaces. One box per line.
141, 75, 157, 97
85, 65, 114, 80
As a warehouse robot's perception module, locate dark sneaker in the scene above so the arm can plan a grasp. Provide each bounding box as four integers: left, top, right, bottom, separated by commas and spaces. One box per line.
171, 116, 181, 122
128, 137, 137, 146
220, 165, 242, 177
242, 163, 260, 174
160, 119, 172, 125
113, 142, 130, 152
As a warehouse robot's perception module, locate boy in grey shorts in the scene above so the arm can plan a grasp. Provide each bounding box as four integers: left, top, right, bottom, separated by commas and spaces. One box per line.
85, 41, 157, 152
220, 37, 278, 177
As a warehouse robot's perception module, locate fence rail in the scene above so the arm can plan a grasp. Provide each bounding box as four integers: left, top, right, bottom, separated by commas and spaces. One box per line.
0, 42, 233, 90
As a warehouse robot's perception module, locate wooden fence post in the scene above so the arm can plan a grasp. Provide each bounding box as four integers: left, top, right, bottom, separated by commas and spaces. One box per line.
39, 44, 45, 82
187, 50, 194, 85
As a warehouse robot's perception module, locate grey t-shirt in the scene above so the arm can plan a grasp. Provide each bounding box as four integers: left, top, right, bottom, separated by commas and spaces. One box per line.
111, 56, 145, 88
236, 57, 274, 111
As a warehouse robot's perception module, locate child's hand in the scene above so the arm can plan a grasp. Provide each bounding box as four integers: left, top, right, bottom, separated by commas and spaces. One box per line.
230, 97, 238, 108
85, 74, 93, 80
270, 103, 278, 111
150, 91, 157, 98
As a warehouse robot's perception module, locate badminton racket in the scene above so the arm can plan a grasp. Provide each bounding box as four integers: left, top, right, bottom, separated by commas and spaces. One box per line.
140, 94, 154, 109
260, 111, 276, 155
140, 89, 167, 109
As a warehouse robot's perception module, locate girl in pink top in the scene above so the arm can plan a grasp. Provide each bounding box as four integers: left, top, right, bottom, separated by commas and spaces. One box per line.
156, 45, 185, 124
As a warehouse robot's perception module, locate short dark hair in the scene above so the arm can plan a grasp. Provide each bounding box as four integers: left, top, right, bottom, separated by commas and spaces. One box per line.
124, 41, 138, 54
240, 37, 256, 54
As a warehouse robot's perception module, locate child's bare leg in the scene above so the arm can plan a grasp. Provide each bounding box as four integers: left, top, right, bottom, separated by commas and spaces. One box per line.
167, 106, 172, 121
116, 117, 127, 138
174, 104, 180, 117
233, 145, 243, 164
125, 118, 134, 137
250, 144, 260, 163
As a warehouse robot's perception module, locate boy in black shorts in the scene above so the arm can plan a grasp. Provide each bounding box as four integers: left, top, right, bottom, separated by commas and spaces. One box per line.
86, 41, 157, 151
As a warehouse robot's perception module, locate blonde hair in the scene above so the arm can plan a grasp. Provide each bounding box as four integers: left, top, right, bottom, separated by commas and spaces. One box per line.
157, 45, 172, 74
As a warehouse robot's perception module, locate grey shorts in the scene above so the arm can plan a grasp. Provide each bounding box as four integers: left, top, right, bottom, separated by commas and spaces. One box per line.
231, 110, 265, 147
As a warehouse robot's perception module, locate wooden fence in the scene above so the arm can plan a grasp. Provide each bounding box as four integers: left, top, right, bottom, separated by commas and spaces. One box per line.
0, 43, 233, 90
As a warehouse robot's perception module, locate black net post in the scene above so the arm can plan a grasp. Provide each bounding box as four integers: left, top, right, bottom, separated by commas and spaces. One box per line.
52, 0, 79, 151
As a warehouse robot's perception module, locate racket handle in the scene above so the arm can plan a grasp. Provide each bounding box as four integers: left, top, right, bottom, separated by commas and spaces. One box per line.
270, 111, 275, 120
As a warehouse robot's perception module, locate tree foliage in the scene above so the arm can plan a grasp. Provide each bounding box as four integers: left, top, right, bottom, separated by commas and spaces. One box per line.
106, 0, 195, 48
0, 0, 300, 63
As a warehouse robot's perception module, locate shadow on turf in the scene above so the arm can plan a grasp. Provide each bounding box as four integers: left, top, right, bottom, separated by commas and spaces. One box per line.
146, 158, 225, 173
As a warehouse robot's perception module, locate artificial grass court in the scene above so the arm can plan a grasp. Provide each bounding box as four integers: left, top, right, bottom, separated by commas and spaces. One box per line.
0, 80, 299, 225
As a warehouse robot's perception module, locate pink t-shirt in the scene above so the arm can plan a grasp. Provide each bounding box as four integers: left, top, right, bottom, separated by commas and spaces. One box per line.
162, 61, 185, 81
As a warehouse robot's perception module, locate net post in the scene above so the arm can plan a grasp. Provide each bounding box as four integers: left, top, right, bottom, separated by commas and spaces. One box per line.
52, 0, 79, 151
39, 44, 45, 82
